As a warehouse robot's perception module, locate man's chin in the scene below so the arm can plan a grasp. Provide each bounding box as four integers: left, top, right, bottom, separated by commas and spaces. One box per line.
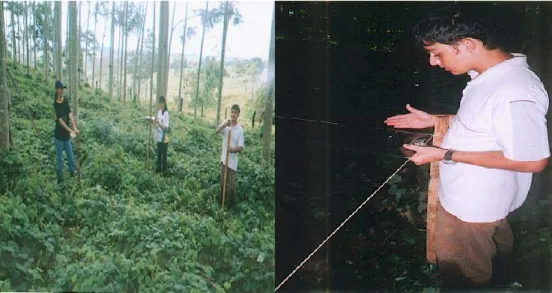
444, 67, 469, 76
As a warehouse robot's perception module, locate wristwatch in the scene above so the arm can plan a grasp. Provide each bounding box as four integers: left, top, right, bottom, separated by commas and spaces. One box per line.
442, 149, 456, 165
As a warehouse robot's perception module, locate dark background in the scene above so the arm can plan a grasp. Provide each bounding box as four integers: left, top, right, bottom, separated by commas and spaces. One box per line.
275, 2, 552, 292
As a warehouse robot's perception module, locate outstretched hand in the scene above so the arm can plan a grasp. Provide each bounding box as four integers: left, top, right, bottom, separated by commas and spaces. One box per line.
402, 144, 445, 165
385, 104, 437, 129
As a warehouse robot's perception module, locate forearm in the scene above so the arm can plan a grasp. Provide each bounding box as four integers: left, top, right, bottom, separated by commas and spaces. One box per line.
450, 150, 548, 173
69, 114, 77, 130
59, 119, 73, 133
230, 146, 242, 153
216, 122, 226, 134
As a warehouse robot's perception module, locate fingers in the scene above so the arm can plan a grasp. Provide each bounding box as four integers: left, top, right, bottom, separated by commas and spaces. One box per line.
384, 115, 412, 128
406, 104, 423, 114
384, 114, 409, 123
402, 144, 420, 151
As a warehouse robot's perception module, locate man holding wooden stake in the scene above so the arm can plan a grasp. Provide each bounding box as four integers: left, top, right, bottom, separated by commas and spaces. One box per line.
52, 81, 79, 186
385, 5, 550, 291
216, 104, 245, 209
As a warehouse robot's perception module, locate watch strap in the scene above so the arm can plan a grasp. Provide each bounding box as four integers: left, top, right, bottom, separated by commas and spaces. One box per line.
443, 149, 454, 162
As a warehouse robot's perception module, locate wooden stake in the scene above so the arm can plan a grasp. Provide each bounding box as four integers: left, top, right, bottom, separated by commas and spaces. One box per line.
426, 115, 450, 263
75, 135, 80, 185
222, 128, 232, 209
147, 118, 152, 169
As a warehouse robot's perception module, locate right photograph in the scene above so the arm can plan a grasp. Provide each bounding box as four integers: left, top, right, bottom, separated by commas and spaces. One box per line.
275, 2, 552, 292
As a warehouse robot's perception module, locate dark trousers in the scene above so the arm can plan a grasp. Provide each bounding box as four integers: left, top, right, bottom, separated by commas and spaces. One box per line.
156, 142, 168, 174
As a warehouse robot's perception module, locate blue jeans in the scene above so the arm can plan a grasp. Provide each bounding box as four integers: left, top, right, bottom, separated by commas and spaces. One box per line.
54, 137, 75, 183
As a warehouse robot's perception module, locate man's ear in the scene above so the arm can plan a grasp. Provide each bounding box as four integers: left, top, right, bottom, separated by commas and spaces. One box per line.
460, 38, 478, 53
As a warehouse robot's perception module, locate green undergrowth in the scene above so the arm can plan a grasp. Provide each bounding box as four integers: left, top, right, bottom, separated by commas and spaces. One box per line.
0, 62, 275, 292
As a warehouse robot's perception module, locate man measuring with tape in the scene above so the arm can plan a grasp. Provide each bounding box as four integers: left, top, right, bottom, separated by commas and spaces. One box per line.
385, 5, 550, 290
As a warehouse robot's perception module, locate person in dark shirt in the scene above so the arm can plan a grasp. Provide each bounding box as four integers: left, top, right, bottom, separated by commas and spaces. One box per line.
52, 81, 79, 185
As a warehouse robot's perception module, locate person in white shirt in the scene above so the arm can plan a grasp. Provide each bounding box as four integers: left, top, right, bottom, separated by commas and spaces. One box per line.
385, 6, 550, 291
215, 104, 245, 209
155, 96, 170, 175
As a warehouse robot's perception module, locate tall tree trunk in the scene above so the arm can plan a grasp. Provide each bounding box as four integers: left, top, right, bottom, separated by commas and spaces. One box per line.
136, 3, 148, 102
33, 2, 36, 69
10, 5, 15, 62
123, 2, 128, 103
78, 1, 82, 86
150, 1, 156, 105
44, 3, 49, 83
117, 5, 124, 101
132, 4, 143, 102
0, 3, 9, 151
25, 1, 29, 76
55, 2, 61, 80
70, 0, 81, 181
123, 2, 129, 103
99, 11, 108, 90
91, 3, 98, 88
84, 1, 91, 84
262, 6, 275, 162
177, 2, 188, 113
194, 2, 208, 118
165, 1, 176, 95
109, 2, 115, 100
148, 2, 156, 170
18, 13, 21, 63
215, 1, 230, 126
157, 1, 169, 99
69, 1, 78, 118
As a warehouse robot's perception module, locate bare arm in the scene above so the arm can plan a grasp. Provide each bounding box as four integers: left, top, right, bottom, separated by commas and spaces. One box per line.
58, 117, 74, 134
216, 120, 230, 134
385, 104, 455, 129
69, 113, 79, 133
404, 145, 549, 173
450, 150, 548, 173
229, 146, 242, 153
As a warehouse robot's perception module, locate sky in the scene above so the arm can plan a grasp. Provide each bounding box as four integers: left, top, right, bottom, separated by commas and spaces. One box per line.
54, 1, 274, 61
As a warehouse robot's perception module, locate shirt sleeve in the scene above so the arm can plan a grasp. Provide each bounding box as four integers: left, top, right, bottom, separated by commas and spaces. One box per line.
164, 111, 169, 129
238, 128, 244, 148
492, 90, 550, 161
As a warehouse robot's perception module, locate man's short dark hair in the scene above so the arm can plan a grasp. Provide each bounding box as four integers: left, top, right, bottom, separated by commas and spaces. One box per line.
231, 104, 240, 113
412, 4, 517, 51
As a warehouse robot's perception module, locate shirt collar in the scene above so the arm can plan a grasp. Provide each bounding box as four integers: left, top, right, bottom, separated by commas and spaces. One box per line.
466, 53, 528, 84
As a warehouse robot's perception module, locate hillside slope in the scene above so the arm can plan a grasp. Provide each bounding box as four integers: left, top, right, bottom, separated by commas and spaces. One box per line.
0, 62, 275, 293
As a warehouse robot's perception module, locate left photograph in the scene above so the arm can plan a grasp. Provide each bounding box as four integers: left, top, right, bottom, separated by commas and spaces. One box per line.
0, 1, 274, 292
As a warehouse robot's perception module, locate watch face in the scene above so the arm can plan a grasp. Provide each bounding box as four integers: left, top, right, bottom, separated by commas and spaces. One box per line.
443, 150, 456, 164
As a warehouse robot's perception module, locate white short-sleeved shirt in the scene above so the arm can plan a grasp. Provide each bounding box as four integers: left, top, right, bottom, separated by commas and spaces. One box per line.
220, 123, 244, 171
439, 54, 550, 223
155, 110, 169, 143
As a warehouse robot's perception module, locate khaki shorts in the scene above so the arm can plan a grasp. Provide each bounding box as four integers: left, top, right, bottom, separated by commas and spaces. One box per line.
435, 203, 514, 286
